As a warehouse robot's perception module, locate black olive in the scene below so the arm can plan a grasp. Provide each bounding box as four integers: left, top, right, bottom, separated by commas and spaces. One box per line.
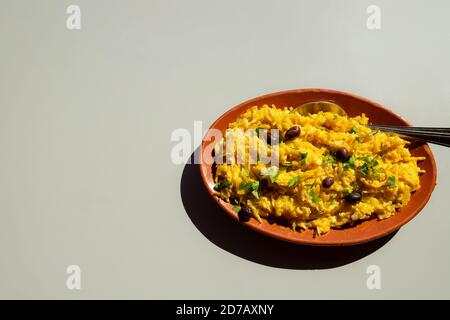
259, 179, 269, 190
336, 147, 350, 161
212, 161, 217, 179
345, 191, 362, 203
238, 204, 253, 222
266, 132, 273, 144
284, 126, 301, 140
212, 148, 225, 164
266, 131, 279, 145
322, 176, 334, 188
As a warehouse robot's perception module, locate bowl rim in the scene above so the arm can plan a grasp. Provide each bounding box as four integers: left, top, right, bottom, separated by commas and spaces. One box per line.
199, 88, 437, 246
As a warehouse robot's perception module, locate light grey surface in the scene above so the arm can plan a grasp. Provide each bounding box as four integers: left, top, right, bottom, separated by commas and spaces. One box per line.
0, 0, 449, 299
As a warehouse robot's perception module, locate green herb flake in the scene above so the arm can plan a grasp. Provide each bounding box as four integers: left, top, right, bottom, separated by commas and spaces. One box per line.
239, 181, 259, 192
299, 152, 308, 165
239, 180, 260, 198
283, 161, 293, 168
360, 163, 369, 176
360, 156, 377, 166
214, 180, 232, 191
241, 168, 249, 176
309, 189, 321, 203
267, 166, 279, 183
350, 126, 358, 134
232, 205, 241, 213
239, 181, 250, 190
259, 166, 279, 182
343, 155, 356, 170
358, 156, 368, 162
358, 157, 379, 176
372, 168, 380, 178
288, 175, 301, 187
387, 176, 397, 188
341, 189, 350, 196
304, 181, 315, 188
323, 154, 336, 164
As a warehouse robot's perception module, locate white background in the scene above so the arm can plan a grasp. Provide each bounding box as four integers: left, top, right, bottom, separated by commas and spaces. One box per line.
0, 0, 449, 299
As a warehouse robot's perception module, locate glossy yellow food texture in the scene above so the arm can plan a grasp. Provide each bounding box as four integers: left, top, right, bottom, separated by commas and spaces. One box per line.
213, 105, 424, 234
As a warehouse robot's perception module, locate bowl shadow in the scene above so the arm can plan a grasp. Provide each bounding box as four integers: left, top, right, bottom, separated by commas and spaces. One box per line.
180, 149, 397, 270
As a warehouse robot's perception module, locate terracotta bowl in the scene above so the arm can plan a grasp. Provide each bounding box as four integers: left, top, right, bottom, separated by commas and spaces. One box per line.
199, 89, 437, 246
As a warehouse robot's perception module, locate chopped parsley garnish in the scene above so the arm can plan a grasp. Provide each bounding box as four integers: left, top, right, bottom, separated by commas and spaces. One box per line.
232, 205, 241, 213
340, 189, 350, 196
288, 175, 301, 187
239, 180, 260, 198
358, 156, 379, 176
259, 166, 279, 183
323, 154, 336, 164
349, 126, 361, 143
283, 161, 293, 168
304, 180, 316, 188
343, 155, 356, 170
387, 176, 397, 188
267, 166, 279, 182
371, 169, 380, 178
214, 180, 231, 191
239, 181, 259, 191
368, 131, 378, 136
299, 152, 308, 165
359, 156, 379, 167
360, 162, 369, 176
309, 189, 321, 202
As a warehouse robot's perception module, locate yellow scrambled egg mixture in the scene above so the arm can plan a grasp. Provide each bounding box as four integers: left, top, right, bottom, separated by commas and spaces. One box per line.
213, 105, 424, 234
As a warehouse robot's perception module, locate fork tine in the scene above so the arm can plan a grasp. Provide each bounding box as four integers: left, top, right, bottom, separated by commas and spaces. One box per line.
368, 125, 450, 136
367, 125, 450, 147
369, 125, 450, 133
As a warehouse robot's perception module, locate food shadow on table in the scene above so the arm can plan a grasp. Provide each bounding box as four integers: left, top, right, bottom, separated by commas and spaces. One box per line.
180, 149, 397, 270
